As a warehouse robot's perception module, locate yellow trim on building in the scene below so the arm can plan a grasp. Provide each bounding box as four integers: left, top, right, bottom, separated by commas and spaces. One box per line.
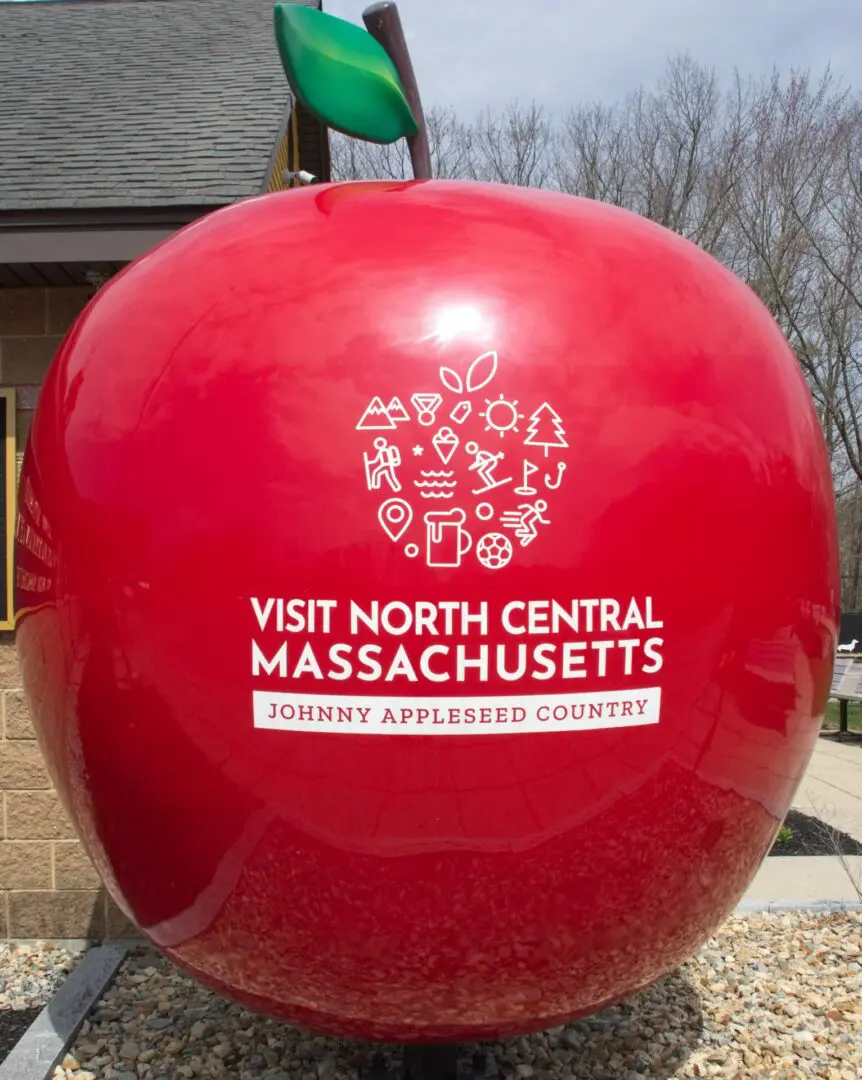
267, 104, 303, 192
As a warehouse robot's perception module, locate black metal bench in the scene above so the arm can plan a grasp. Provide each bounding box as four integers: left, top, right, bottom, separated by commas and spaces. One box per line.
830, 655, 862, 733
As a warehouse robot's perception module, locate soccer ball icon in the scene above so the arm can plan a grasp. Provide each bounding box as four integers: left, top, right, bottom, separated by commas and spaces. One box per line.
476, 531, 513, 570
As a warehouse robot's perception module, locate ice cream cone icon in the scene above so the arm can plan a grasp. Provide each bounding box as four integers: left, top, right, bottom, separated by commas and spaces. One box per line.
431, 426, 459, 465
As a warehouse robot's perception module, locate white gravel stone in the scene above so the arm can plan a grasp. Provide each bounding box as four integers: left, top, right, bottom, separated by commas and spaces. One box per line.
4, 912, 860, 1079
0, 941, 80, 1009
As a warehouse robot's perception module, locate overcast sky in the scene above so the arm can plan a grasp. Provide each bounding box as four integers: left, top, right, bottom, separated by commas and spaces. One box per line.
326, 0, 862, 118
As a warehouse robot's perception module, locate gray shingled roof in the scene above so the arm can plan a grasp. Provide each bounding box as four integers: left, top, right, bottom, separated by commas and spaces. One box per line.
0, 0, 319, 211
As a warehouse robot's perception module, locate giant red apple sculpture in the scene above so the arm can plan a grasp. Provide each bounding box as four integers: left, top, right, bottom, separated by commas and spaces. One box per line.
15, 174, 839, 1041
13, 1, 839, 1049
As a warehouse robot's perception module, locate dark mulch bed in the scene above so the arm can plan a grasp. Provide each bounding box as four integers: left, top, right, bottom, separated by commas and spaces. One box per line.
0, 1006, 40, 1065
768, 808, 862, 856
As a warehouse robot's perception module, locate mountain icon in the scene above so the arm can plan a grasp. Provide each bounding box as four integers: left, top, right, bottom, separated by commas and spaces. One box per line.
356, 396, 396, 430
386, 396, 411, 423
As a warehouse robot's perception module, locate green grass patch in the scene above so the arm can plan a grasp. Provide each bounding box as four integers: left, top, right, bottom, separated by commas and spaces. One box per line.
824, 699, 862, 731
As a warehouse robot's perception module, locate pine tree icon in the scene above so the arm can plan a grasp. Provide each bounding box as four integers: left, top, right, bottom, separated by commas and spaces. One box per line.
523, 403, 568, 456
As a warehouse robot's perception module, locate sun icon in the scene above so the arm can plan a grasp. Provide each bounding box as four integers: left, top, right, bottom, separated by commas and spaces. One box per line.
480, 394, 524, 437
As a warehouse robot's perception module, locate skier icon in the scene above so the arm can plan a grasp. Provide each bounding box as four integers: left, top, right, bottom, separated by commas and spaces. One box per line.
466, 441, 512, 495
363, 436, 402, 493
499, 499, 550, 546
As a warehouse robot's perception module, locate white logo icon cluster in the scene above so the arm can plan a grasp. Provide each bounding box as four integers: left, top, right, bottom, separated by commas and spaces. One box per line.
357, 351, 568, 570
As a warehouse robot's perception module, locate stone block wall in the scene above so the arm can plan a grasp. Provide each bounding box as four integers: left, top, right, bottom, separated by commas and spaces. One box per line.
0, 286, 136, 939
0, 286, 92, 466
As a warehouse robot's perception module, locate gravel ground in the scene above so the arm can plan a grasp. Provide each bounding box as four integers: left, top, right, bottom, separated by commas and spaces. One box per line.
0, 942, 81, 1062
12, 910, 859, 1080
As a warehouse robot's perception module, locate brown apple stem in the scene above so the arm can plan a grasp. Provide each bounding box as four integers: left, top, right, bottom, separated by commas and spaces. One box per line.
362, 1, 432, 180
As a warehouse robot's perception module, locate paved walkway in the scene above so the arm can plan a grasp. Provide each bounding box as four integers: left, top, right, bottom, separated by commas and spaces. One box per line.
740, 734, 862, 908
741, 855, 862, 907
790, 735, 862, 842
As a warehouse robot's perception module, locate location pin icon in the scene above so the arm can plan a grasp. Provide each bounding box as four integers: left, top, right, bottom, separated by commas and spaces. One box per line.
379, 498, 413, 542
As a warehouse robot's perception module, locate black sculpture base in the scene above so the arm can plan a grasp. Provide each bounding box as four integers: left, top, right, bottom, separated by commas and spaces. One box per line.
364, 1044, 500, 1080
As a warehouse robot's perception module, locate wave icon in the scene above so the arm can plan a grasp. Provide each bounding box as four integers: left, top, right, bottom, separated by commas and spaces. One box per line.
414, 468, 456, 499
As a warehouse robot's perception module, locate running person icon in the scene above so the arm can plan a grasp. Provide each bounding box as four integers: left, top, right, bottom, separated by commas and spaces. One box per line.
499, 498, 550, 546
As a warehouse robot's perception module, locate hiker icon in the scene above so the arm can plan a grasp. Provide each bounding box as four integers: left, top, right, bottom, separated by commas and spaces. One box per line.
363, 436, 402, 493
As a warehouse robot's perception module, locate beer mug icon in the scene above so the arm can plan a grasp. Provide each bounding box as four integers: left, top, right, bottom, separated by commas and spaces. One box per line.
424, 509, 472, 568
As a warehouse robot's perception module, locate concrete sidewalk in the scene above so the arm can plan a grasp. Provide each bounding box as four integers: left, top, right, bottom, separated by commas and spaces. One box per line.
739, 734, 862, 909
790, 735, 862, 842
740, 855, 861, 908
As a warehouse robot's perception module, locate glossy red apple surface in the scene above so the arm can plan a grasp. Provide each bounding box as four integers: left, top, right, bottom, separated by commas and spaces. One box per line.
15, 179, 838, 1042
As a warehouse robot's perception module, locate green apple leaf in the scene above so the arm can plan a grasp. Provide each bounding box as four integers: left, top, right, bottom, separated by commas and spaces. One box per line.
273, 4, 419, 145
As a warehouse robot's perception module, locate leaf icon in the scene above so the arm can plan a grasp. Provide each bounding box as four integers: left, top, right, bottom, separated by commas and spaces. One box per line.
466, 351, 498, 393
439, 367, 464, 394
273, 5, 419, 145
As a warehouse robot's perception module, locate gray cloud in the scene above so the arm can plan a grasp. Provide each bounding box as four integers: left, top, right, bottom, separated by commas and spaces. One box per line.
324, 0, 862, 116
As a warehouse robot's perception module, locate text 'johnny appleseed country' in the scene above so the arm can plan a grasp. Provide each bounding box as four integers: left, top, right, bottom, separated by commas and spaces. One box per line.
252, 687, 661, 735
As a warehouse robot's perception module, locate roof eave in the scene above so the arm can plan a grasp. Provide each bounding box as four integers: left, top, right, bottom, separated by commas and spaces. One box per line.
0, 204, 224, 264
0, 204, 229, 229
